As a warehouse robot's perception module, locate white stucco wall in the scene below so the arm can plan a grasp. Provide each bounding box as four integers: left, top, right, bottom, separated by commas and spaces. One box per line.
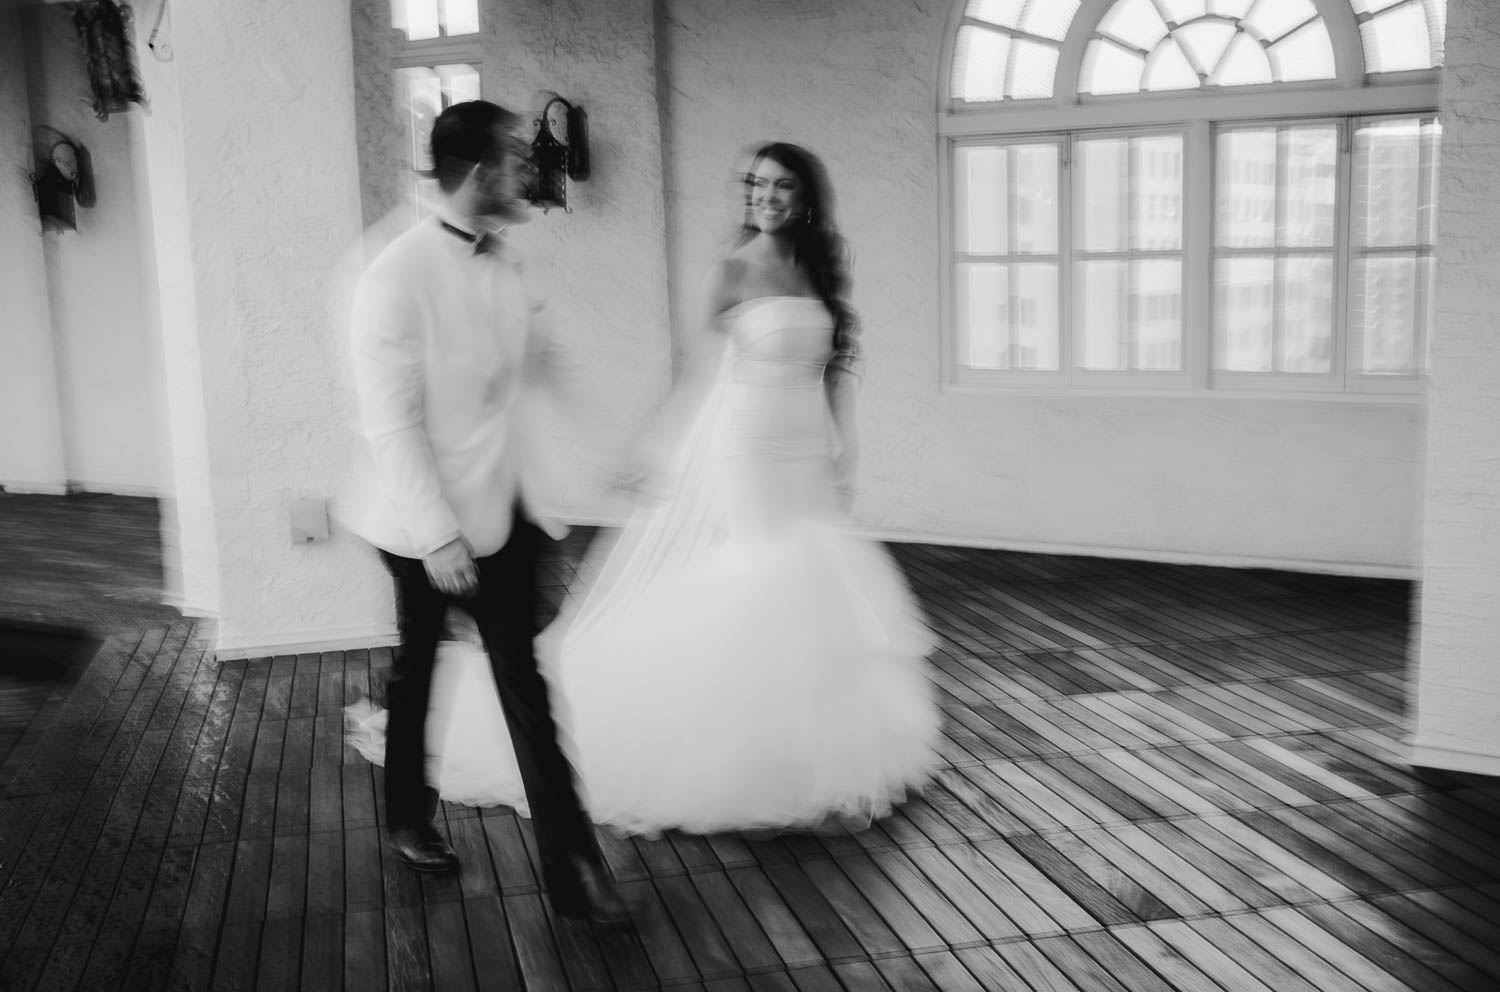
1412, 0, 1500, 776
137, 0, 393, 654
0, 5, 67, 494
153, 0, 1431, 658
20, 5, 162, 495
658, 0, 1424, 574
351, 0, 673, 524
132, 0, 217, 618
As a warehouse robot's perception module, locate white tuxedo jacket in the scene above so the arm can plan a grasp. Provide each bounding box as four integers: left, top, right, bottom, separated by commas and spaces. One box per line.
342, 216, 568, 560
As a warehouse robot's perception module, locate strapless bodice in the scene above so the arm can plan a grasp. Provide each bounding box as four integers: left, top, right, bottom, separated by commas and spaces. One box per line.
724, 296, 834, 388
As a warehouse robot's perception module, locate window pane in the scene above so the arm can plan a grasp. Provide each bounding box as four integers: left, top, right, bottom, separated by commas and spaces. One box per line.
392, 0, 440, 41
965, 0, 1026, 28
1176, 20, 1236, 75
1159, 0, 1208, 22
1078, 260, 1127, 370
1133, 258, 1183, 370
956, 146, 1009, 253
1080, 39, 1146, 95
1209, 0, 1254, 15
1079, 139, 1128, 252
1244, 0, 1317, 43
1014, 144, 1059, 254
1133, 135, 1183, 251
1210, 30, 1273, 85
1279, 255, 1333, 373
1279, 127, 1336, 248
445, 0, 480, 36
1009, 39, 1060, 99
1421, 253, 1435, 374
1353, 254, 1417, 374
1143, 39, 1201, 91
1216, 129, 1276, 248
1355, 119, 1422, 248
1015, 263, 1060, 370
1267, 19, 1336, 81
1018, 0, 1080, 41
1422, 121, 1442, 246
391, 0, 477, 39
1098, 0, 1170, 51
436, 63, 481, 104
957, 263, 1010, 369
952, 25, 1011, 102
1361, 3, 1436, 72
397, 67, 442, 172
1215, 256, 1274, 371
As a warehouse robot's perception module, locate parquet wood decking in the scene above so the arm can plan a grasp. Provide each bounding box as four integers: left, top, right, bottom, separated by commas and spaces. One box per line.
2, 495, 1498, 990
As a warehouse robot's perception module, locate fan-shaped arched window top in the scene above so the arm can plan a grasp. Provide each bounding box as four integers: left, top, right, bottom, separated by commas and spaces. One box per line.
949, 0, 1446, 104
951, 0, 1082, 101
1353, 0, 1445, 72
1081, 0, 1336, 94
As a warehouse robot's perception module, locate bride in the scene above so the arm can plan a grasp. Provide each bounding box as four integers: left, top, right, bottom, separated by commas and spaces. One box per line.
348, 141, 941, 835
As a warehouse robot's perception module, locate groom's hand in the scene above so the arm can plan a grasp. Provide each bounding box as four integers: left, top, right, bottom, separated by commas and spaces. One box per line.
424, 538, 479, 597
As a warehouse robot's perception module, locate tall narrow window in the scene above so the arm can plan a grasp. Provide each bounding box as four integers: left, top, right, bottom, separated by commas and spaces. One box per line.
1075, 133, 1184, 373
388, 0, 482, 216
392, 0, 479, 41
1350, 115, 1441, 379
397, 64, 482, 207
1213, 124, 1338, 377
953, 141, 1062, 371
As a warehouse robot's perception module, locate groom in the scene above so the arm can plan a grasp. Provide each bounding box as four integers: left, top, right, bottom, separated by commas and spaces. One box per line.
345, 100, 625, 924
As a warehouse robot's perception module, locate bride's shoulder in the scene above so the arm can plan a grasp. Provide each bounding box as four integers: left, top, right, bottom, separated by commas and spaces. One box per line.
704, 255, 749, 320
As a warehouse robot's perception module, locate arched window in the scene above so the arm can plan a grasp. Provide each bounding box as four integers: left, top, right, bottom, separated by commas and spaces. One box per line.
941, 0, 1444, 394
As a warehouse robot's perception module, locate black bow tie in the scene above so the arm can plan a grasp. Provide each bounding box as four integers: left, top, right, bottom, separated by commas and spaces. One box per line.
439, 220, 499, 255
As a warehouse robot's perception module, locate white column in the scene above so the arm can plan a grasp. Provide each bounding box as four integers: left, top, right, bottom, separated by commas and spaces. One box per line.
0, 6, 67, 494
1412, 0, 1500, 775
135, 0, 395, 651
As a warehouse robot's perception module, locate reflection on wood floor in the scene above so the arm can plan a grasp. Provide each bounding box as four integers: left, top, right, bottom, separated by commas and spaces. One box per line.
2, 493, 1498, 991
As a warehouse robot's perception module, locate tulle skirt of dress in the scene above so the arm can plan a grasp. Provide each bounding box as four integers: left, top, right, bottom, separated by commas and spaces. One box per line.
345, 520, 941, 835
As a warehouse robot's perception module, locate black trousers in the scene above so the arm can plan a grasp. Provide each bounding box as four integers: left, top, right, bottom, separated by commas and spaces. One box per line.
379, 513, 602, 907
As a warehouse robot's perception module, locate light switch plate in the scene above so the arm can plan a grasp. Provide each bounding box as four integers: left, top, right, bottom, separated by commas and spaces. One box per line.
289, 498, 330, 544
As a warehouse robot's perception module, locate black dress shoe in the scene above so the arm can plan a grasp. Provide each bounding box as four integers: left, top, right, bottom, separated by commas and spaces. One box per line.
390, 824, 459, 873
552, 856, 629, 925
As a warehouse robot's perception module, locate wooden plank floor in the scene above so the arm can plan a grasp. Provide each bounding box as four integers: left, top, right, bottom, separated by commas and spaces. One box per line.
3, 497, 1499, 990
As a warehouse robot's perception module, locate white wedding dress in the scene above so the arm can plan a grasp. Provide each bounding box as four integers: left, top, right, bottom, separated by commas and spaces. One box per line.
348, 296, 942, 835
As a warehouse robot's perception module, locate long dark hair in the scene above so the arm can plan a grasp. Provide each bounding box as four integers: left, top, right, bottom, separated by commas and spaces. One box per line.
738, 142, 860, 376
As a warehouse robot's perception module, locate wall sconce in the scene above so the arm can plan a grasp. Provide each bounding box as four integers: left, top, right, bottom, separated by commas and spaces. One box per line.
72, 0, 147, 121
30, 126, 96, 233
527, 95, 589, 213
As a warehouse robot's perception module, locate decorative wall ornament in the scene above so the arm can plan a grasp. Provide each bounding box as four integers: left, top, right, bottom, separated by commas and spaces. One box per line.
73, 0, 148, 120
30, 126, 96, 233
